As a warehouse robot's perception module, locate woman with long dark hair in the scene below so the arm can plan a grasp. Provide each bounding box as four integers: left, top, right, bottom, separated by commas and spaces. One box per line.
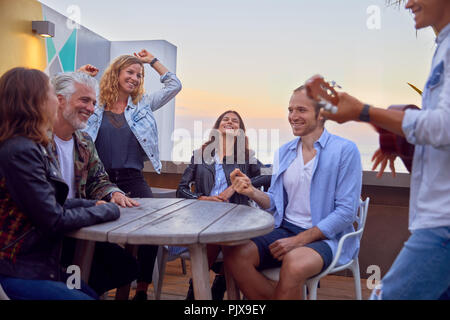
0, 67, 119, 300
176, 110, 271, 300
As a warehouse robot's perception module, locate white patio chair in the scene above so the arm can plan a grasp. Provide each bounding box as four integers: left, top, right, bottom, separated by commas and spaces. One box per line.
262, 197, 370, 300
0, 283, 10, 300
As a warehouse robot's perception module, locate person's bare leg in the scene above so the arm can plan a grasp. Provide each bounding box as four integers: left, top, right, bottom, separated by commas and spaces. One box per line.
274, 247, 324, 300
223, 242, 276, 300
207, 244, 221, 268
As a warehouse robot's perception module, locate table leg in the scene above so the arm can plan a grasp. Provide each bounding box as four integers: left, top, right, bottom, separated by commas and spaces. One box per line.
218, 242, 247, 300
188, 244, 212, 300
73, 239, 95, 283
115, 244, 138, 300
224, 264, 241, 300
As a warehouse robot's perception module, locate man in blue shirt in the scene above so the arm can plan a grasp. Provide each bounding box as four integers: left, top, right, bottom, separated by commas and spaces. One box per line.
319, 0, 450, 300
225, 86, 362, 300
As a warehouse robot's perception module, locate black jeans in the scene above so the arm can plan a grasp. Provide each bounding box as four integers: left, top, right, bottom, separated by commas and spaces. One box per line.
107, 168, 159, 284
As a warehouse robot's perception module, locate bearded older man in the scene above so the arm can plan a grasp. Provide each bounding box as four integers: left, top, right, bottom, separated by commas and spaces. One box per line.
51, 71, 139, 298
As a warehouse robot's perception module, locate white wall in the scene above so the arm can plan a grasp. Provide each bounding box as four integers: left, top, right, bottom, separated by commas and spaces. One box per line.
110, 40, 178, 163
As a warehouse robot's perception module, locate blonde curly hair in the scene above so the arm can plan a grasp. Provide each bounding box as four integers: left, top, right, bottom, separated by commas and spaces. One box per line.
99, 55, 145, 109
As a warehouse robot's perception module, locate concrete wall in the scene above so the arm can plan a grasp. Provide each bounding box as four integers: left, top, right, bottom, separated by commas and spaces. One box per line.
41, 5, 111, 81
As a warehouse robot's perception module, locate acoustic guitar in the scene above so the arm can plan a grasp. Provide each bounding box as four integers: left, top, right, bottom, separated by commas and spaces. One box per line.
305, 75, 419, 172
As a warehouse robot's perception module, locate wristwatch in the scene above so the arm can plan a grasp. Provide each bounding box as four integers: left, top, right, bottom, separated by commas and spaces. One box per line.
359, 104, 371, 122
150, 57, 158, 67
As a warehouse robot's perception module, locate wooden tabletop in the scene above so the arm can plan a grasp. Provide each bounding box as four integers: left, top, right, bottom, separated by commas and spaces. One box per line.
68, 197, 274, 247
67, 198, 274, 300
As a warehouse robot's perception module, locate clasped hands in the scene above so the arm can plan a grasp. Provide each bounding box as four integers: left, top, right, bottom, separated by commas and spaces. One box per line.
229, 168, 305, 260
198, 186, 235, 202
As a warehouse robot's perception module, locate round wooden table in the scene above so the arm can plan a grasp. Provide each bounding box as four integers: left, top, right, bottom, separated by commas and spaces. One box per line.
67, 198, 274, 300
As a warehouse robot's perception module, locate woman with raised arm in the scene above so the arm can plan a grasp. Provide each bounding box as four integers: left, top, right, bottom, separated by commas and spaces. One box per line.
0, 67, 120, 300
83, 50, 182, 300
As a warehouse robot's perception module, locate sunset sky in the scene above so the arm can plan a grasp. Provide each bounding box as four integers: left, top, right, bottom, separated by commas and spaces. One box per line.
39, 0, 437, 170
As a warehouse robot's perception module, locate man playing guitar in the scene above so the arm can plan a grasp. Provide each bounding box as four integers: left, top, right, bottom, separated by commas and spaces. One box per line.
314, 0, 450, 299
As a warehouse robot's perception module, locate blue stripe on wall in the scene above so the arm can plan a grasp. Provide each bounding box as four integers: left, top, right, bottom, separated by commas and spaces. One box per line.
59, 29, 77, 72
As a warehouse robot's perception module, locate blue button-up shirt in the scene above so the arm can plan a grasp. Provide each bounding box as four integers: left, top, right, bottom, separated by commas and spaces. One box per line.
84, 72, 182, 173
209, 155, 229, 196
266, 129, 362, 266
402, 23, 450, 231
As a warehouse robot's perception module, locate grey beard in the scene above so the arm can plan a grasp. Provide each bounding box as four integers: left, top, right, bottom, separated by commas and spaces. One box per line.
62, 109, 87, 130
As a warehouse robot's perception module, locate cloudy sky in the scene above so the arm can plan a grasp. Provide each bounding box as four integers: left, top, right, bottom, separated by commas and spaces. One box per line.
39, 0, 436, 169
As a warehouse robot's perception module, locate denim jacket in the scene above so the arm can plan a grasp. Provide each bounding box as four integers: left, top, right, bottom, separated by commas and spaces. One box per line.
402, 23, 450, 230
84, 72, 182, 173
266, 129, 362, 266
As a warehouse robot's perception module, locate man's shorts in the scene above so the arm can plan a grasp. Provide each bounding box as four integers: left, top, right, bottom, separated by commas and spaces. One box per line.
251, 219, 333, 274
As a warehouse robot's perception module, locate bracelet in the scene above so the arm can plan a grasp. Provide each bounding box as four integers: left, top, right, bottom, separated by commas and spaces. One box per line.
150, 57, 158, 67
359, 104, 371, 122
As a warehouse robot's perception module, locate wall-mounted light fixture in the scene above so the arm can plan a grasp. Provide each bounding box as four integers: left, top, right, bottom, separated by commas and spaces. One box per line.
32, 21, 55, 38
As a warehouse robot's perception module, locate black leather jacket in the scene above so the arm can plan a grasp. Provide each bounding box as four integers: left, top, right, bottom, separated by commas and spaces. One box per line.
176, 150, 271, 205
0, 137, 119, 281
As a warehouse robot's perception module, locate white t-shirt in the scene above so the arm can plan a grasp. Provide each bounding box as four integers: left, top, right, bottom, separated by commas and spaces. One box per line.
283, 141, 315, 229
54, 135, 76, 199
